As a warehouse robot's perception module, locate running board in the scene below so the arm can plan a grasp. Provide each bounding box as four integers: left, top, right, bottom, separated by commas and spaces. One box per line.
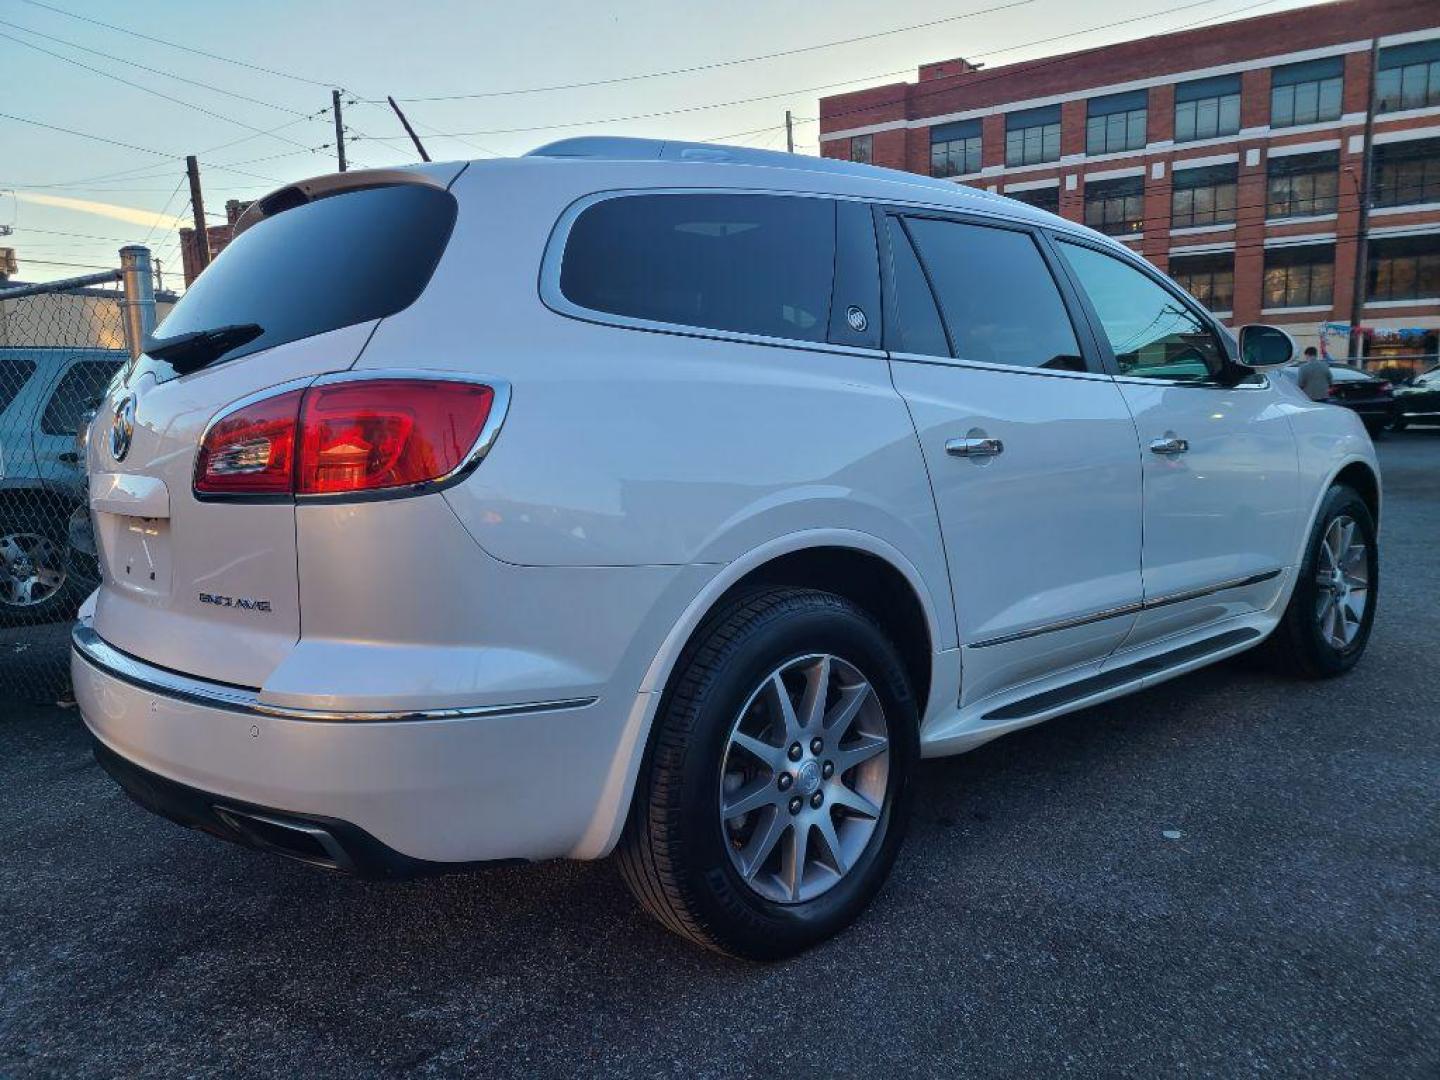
981, 627, 1262, 723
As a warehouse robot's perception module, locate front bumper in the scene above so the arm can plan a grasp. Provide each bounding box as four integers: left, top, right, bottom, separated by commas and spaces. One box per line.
72, 624, 619, 868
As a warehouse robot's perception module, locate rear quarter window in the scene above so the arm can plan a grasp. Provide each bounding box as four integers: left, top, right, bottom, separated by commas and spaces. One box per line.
0, 357, 37, 416
41, 358, 124, 435
147, 184, 457, 372
556, 193, 836, 343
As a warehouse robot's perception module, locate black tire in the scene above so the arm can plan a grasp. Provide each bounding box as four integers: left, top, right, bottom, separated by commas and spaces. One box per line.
1390, 414, 1409, 432
617, 587, 918, 960
1260, 484, 1379, 679
1363, 420, 1387, 440
0, 506, 86, 628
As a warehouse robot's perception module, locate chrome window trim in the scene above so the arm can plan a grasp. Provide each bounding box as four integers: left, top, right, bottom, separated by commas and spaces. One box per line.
968, 568, 1284, 648
538, 187, 889, 360
72, 623, 595, 722
888, 350, 1118, 383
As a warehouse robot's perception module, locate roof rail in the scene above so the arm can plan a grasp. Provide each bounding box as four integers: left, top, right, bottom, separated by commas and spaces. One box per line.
525, 136, 980, 199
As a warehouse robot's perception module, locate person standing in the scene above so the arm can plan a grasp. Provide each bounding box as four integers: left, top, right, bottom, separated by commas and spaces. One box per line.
1296, 345, 1333, 402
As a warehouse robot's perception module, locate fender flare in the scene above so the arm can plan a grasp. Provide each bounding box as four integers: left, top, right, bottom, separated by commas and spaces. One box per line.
568, 527, 946, 859
1269, 454, 1381, 615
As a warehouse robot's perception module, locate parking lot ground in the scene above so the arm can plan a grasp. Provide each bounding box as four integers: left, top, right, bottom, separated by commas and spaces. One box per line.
2, 432, 1437, 1079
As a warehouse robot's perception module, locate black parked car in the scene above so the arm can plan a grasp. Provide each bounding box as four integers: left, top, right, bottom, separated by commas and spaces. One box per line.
1392, 365, 1440, 430
1325, 364, 1398, 436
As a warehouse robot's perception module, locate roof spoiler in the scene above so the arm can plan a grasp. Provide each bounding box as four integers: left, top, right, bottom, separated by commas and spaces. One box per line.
233, 163, 467, 236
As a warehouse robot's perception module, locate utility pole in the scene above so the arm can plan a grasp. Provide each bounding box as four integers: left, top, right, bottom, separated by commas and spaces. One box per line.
1348, 36, 1380, 363
785, 109, 794, 154
185, 155, 210, 273
332, 89, 348, 172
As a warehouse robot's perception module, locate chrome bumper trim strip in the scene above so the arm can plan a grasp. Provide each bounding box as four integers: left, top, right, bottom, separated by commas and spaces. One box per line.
71, 623, 596, 722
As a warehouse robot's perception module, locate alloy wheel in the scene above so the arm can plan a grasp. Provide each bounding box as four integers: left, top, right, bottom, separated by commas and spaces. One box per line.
1314, 514, 1369, 650
0, 531, 67, 608
718, 653, 890, 905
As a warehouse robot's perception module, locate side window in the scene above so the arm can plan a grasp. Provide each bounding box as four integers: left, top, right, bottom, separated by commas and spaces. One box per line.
905, 217, 1085, 372
883, 217, 949, 358
1055, 241, 1225, 383
0, 358, 38, 416
41, 359, 123, 436
558, 193, 835, 343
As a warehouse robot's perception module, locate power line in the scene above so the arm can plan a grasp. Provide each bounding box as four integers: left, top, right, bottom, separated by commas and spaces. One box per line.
0, 28, 321, 152
0, 16, 311, 116
0, 110, 286, 184
386, 0, 1037, 103
17, 0, 341, 89
818, 0, 1283, 130
358, 0, 1278, 143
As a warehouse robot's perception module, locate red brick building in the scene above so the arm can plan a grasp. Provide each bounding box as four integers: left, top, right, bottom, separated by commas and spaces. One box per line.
178, 199, 252, 288
820, 0, 1440, 368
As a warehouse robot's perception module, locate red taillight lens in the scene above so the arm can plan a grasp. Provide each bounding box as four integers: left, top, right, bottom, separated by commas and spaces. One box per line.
194, 389, 304, 495
297, 379, 494, 494
194, 378, 496, 498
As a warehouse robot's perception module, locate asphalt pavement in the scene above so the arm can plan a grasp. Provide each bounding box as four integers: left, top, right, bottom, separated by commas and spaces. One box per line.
2, 432, 1437, 1079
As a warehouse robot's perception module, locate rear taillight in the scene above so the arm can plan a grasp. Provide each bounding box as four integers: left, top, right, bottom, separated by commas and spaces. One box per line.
194, 389, 304, 495
195, 378, 497, 498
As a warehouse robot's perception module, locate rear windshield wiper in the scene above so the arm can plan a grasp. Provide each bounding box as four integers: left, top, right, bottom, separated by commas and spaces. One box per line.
144, 322, 264, 374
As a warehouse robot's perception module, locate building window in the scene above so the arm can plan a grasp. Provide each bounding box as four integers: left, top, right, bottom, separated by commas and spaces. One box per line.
1263, 244, 1335, 308
1168, 253, 1235, 313
1006, 186, 1060, 214
1174, 74, 1241, 143
849, 134, 872, 164
1372, 138, 1440, 209
1087, 90, 1147, 155
1171, 163, 1237, 229
1267, 151, 1340, 218
1368, 235, 1440, 302
930, 119, 982, 178
1270, 57, 1344, 128
1376, 39, 1440, 113
1083, 175, 1145, 235
1005, 105, 1061, 167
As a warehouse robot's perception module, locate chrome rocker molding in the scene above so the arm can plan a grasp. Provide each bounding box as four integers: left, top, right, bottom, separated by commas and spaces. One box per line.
71, 623, 596, 722
968, 568, 1284, 649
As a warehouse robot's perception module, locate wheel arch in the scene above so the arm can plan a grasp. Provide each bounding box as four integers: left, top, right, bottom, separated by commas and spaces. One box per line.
570, 529, 946, 859
1332, 459, 1380, 527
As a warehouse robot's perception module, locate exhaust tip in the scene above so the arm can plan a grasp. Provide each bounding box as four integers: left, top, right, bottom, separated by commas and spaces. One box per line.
213, 806, 355, 872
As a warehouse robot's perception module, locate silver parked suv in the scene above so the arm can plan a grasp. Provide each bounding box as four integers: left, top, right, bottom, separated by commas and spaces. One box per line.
75, 138, 1379, 958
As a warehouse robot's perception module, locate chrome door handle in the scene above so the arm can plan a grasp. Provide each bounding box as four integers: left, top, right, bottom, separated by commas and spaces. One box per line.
946, 436, 1004, 459
1149, 435, 1189, 456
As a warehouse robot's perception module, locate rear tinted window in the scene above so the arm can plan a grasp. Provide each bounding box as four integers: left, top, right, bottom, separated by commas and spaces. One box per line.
41, 359, 124, 435
1329, 366, 1376, 383
149, 184, 457, 368
558, 193, 836, 343
0, 357, 37, 415
906, 217, 1085, 371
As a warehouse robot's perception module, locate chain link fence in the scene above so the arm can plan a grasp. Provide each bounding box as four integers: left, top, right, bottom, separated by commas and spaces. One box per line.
1, 257, 152, 704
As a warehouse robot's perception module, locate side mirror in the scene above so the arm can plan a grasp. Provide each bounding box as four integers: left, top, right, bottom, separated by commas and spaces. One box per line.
1236, 324, 1297, 369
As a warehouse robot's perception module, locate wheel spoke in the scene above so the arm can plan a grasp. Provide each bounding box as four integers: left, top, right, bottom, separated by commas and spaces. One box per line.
833, 732, 888, 775
823, 682, 870, 741
767, 673, 802, 742
739, 808, 788, 879
721, 776, 778, 820
731, 731, 785, 772
780, 822, 811, 901
1341, 591, 1366, 628
814, 812, 848, 876
799, 655, 831, 732
13, 578, 34, 605
829, 784, 881, 820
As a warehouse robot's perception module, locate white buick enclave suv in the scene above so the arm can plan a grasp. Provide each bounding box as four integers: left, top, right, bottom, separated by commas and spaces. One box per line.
74, 138, 1380, 959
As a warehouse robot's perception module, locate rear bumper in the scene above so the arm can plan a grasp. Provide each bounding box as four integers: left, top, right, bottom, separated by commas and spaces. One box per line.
72, 623, 626, 867
91, 737, 512, 878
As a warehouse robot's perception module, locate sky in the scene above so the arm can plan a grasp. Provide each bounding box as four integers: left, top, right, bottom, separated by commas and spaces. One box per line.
2, 0, 1319, 290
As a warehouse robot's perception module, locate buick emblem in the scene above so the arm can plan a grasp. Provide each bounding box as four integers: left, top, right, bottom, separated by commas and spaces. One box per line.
110, 394, 136, 462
